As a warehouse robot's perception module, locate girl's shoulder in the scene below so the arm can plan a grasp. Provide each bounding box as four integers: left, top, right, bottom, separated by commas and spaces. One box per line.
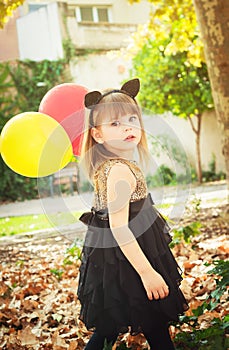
93, 158, 148, 209
94, 158, 140, 179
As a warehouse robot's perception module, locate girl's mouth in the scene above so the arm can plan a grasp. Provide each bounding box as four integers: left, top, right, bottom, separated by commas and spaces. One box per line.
124, 135, 136, 141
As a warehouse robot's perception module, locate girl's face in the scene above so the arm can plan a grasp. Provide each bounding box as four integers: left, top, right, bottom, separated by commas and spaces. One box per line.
91, 113, 142, 157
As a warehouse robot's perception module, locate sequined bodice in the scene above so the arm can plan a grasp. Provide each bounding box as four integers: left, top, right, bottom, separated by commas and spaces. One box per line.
93, 158, 148, 210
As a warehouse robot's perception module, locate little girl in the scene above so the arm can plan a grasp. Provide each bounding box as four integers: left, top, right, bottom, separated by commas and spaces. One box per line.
77, 78, 188, 350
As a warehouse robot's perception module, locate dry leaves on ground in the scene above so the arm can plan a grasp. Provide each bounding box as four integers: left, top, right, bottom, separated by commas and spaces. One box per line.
0, 204, 228, 349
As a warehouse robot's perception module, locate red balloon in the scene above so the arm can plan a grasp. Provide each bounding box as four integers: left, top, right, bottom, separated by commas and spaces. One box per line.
39, 83, 88, 156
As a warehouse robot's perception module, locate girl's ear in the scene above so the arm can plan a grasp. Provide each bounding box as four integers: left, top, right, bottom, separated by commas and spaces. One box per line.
85, 91, 102, 109
90, 127, 104, 144
121, 78, 140, 98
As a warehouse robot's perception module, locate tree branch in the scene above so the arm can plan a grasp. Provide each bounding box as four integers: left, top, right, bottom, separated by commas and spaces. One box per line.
187, 115, 197, 134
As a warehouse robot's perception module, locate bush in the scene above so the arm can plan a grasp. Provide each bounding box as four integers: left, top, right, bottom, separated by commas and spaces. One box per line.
80, 180, 94, 193
146, 164, 177, 188
145, 159, 226, 190
201, 154, 226, 183
202, 170, 226, 182
0, 162, 38, 201
174, 260, 229, 350
0, 60, 69, 202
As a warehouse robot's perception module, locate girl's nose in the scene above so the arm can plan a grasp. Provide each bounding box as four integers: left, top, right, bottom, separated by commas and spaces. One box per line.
124, 123, 132, 131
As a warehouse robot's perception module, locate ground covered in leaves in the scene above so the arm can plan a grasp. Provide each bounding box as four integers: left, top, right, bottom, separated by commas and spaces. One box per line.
0, 203, 228, 349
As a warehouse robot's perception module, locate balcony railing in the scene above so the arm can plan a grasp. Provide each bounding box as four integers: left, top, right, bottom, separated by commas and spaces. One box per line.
67, 19, 138, 50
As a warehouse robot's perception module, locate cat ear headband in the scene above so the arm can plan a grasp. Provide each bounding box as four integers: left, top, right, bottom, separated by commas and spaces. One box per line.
84, 78, 140, 127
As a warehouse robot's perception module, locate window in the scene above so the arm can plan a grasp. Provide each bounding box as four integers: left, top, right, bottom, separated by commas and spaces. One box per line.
97, 8, 109, 22
80, 7, 93, 22
76, 6, 111, 23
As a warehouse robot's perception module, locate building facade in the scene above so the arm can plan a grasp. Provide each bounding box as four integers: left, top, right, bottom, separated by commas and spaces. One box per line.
0, 1, 226, 173
0, 0, 151, 61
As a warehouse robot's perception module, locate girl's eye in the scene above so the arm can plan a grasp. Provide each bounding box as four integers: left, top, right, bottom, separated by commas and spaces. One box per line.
129, 115, 137, 122
111, 120, 120, 126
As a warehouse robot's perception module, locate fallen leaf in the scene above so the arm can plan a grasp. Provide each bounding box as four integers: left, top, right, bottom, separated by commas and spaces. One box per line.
18, 325, 38, 345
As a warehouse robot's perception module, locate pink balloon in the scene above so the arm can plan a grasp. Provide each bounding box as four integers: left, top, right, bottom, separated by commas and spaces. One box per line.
39, 83, 88, 156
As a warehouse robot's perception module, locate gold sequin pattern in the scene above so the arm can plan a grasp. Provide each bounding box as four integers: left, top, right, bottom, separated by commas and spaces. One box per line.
93, 158, 148, 210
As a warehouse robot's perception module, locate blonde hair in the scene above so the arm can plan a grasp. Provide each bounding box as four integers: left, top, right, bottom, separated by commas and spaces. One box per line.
80, 91, 150, 179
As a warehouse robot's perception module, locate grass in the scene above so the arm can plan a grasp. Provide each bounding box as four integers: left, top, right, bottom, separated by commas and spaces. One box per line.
1, 195, 225, 237
0, 204, 174, 237
0, 202, 189, 237
0, 212, 83, 237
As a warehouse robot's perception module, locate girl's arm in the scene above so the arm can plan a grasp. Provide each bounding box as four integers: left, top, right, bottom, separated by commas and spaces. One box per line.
107, 163, 169, 300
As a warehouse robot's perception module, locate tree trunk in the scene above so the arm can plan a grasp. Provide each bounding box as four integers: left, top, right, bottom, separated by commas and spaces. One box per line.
193, 0, 229, 188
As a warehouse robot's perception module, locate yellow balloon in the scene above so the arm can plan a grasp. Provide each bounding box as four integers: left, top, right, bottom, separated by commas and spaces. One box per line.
0, 112, 73, 177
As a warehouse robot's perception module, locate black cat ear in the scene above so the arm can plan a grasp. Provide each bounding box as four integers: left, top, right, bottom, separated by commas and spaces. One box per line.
84, 91, 102, 109
121, 78, 140, 98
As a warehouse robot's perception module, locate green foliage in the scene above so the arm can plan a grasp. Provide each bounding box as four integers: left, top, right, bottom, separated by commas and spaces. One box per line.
80, 180, 94, 193
148, 133, 188, 168
159, 164, 175, 185
15, 260, 25, 268
50, 268, 64, 280
189, 194, 202, 213
175, 318, 228, 350
202, 153, 226, 182
0, 0, 25, 29
170, 221, 202, 247
190, 168, 198, 182
187, 154, 225, 184
131, 38, 213, 119
202, 170, 226, 183
0, 60, 68, 201
62, 38, 76, 63
63, 240, 82, 265
6, 60, 67, 112
209, 153, 216, 173
131, 38, 214, 185
129, 0, 203, 67
147, 133, 192, 186
174, 260, 229, 350
0, 164, 38, 201
146, 164, 177, 187
146, 132, 192, 187
206, 260, 229, 302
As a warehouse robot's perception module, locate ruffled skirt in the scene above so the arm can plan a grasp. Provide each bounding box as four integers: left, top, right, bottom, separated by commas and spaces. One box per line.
77, 194, 188, 336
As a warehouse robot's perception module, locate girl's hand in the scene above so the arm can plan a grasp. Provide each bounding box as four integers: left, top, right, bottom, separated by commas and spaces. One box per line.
140, 268, 169, 300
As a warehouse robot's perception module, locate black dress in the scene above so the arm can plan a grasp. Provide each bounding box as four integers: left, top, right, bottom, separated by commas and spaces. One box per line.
77, 159, 188, 336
